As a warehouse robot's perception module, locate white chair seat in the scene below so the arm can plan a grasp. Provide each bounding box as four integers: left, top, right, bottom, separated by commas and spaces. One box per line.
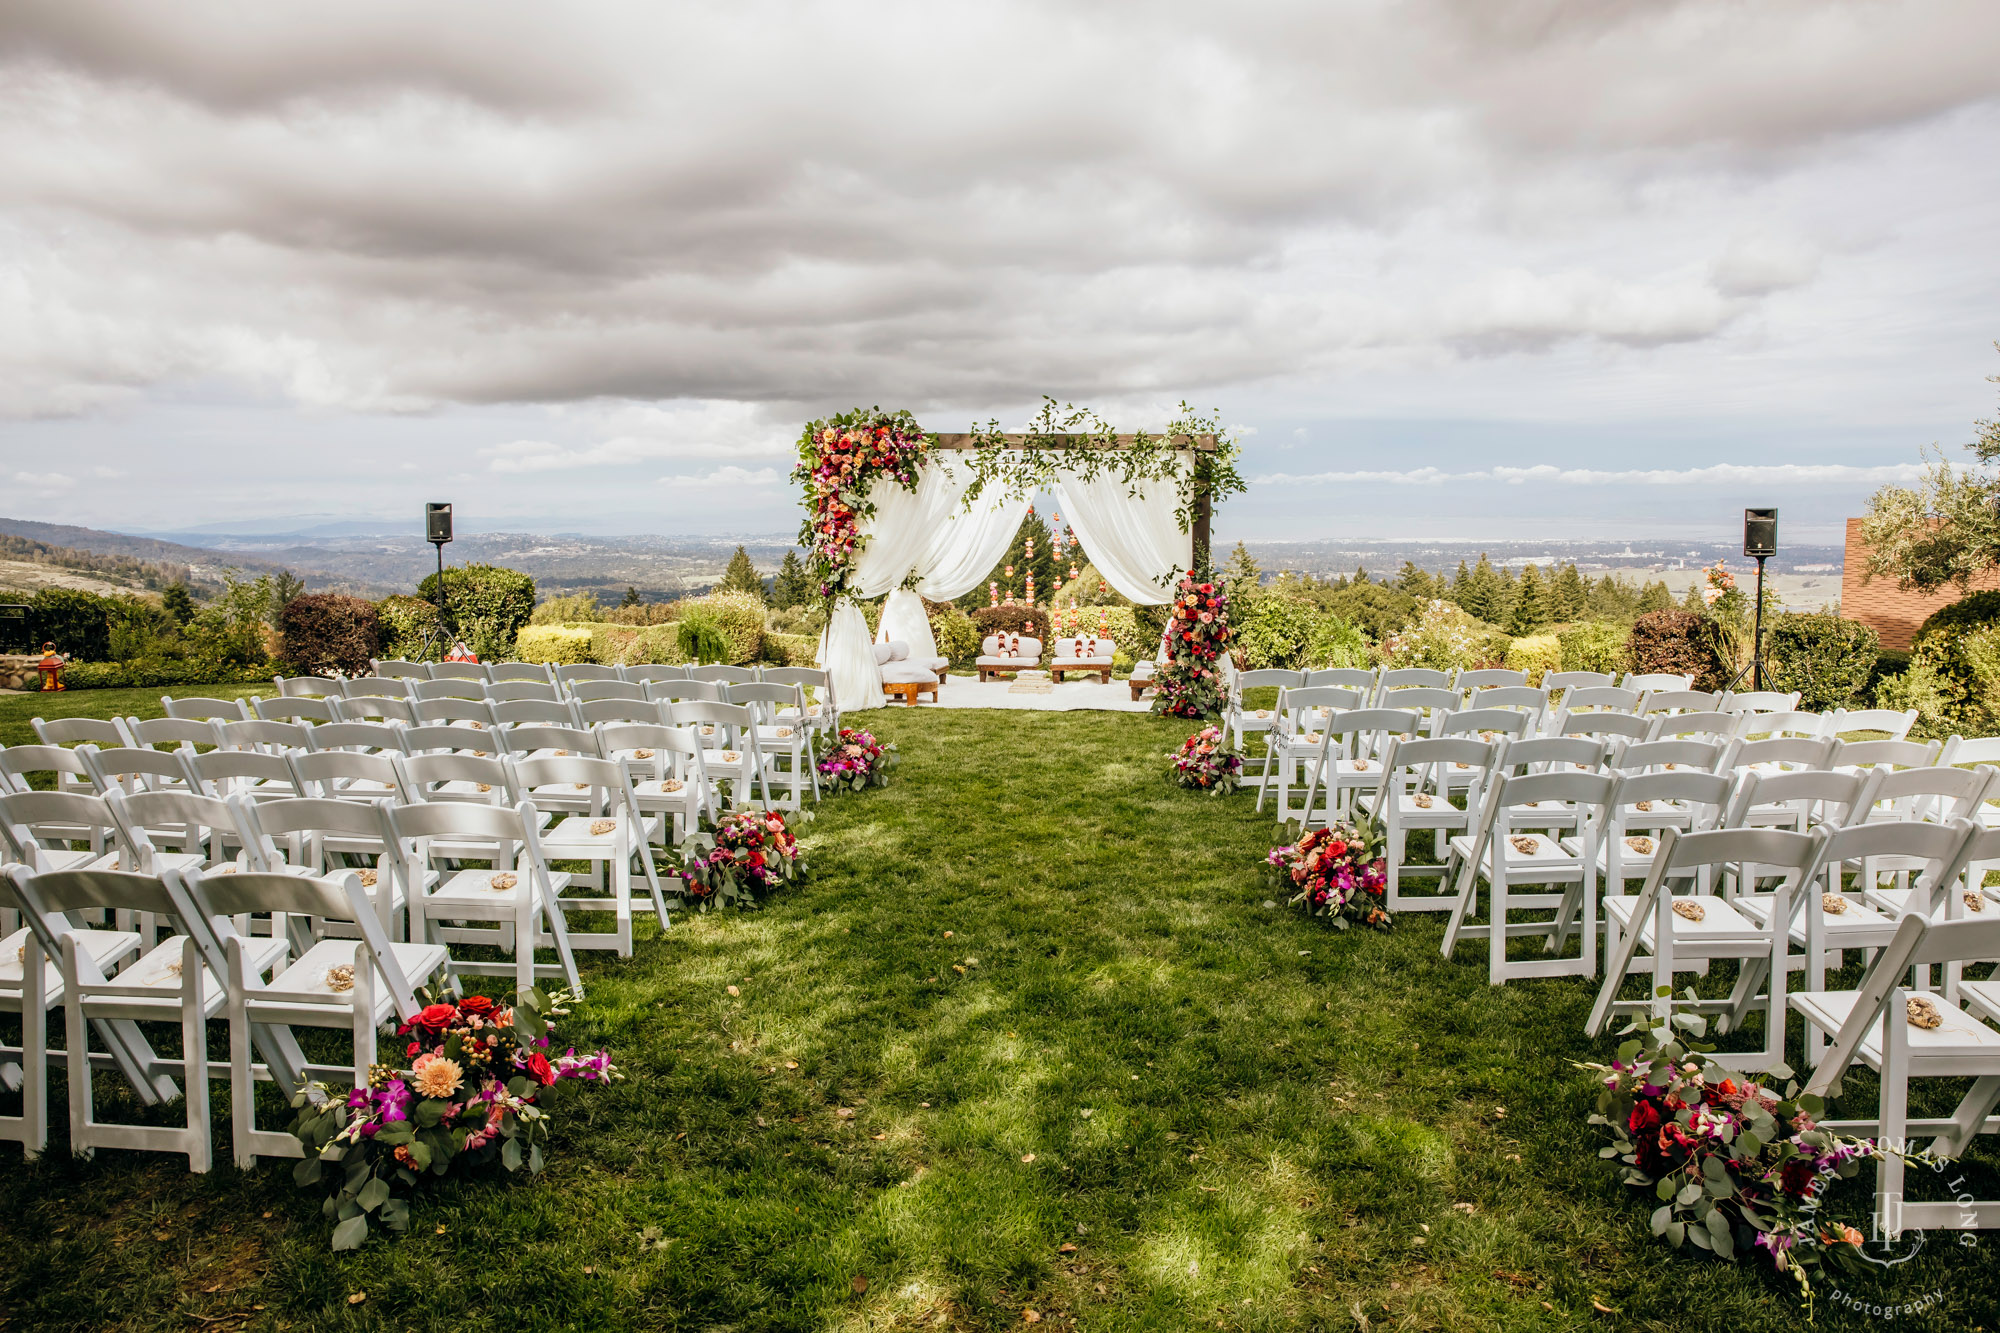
1863, 885, 1999, 922
634, 778, 696, 797
754, 726, 807, 744
1053, 658, 1113, 669
431, 867, 573, 904
0, 927, 142, 1004
1446, 832, 1575, 865
975, 656, 1039, 669
541, 814, 660, 851
1604, 894, 1763, 947
263, 939, 451, 1019
92, 934, 287, 1018
880, 662, 939, 685
1394, 792, 1466, 823
1792, 989, 2000, 1066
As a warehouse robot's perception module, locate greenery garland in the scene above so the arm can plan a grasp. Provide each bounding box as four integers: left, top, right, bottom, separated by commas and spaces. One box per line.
963, 398, 1245, 533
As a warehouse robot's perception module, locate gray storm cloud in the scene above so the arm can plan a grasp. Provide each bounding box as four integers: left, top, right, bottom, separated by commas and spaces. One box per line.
0, 0, 1996, 418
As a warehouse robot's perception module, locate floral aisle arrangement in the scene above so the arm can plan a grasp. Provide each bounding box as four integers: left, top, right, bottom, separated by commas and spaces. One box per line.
1581, 992, 1893, 1303
1151, 572, 1232, 719
819, 726, 898, 792
676, 807, 809, 907
792, 408, 931, 600
287, 987, 618, 1250
1168, 725, 1243, 795
1266, 822, 1391, 929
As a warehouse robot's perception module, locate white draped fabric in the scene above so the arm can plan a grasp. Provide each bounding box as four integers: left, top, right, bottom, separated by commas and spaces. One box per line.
875, 588, 939, 661
817, 457, 1032, 711
1052, 458, 1192, 605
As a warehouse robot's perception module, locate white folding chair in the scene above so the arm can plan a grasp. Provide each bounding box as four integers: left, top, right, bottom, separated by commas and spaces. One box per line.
596, 721, 714, 842
508, 753, 669, 950
1453, 668, 1528, 692
1440, 770, 1618, 984
728, 682, 821, 807
1371, 735, 1498, 913
1294, 707, 1422, 828
1586, 826, 1826, 1072
1622, 672, 1694, 694
232, 796, 414, 938
412, 676, 490, 702
1825, 707, 1919, 743
667, 700, 771, 809
490, 662, 554, 684
1723, 690, 1801, 715
162, 695, 251, 723
253, 695, 334, 725
1228, 669, 1305, 790
1254, 684, 1361, 814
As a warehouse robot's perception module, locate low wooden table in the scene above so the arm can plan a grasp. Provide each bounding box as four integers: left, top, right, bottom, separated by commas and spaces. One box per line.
1128, 673, 1155, 701
883, 679, 938, 705
1051, 663, 1114, 684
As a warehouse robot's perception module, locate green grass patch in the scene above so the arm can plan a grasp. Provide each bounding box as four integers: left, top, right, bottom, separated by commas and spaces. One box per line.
1, 694, 1996, 1330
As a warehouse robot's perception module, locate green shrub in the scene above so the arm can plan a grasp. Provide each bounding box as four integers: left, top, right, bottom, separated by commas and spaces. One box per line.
1052, 606, 1141, 654
377, 595, 445, 661
1765, 612, 1878, 711
1626, 609, 1727, 690
675, 592, 765, 664
29, 588, 113, 660
762, 632, 818, 667
530, 591, 601, 625
1303, 616, 1370, 670
1504, 633, 1563, 686
1876, 654, 1954, 739
1383, 599, 1487, 671
59, 658, 278, 690
1233, 595, 1319, 670
928, 605, 980, 667
971, 605, 1047, 639
417, 564, 536, 662
677, 620, 729, 665
1558, 621, 1627, 677
278, 594, 382, 676
514, 626, 594, 664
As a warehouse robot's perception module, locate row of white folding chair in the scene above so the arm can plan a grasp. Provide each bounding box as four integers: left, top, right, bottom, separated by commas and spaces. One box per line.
2, 861, 444, 1171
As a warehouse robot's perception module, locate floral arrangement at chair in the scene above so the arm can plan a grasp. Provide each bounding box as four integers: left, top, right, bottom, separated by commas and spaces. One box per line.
1168, 725, 1243, 796
819, 726, 898, 792
676, 807, 809, 907
793, 408, 930, 599
1152, 571, 1231, 719
1267, 822, 1391, 929
287, 987, 618, 1250
1580, 991, 1897, 1304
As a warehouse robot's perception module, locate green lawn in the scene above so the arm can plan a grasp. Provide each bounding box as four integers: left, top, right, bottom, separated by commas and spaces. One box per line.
1, 692, 1996, 1331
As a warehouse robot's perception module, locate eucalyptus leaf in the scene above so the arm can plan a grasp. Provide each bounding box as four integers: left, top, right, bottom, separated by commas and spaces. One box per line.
331, 1214, 369, 1252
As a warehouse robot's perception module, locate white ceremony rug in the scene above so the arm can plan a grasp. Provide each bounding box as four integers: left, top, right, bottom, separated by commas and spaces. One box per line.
911, 673, 1154, 713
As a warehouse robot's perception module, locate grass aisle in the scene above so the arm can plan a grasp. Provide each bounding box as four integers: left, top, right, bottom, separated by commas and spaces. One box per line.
1, 697, 1995, 1330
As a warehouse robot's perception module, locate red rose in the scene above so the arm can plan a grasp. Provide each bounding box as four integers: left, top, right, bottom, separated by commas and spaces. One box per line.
459, 996, 496, 1015
1326, 840, 1347, 858
1627, 1101, 1661, 1135
526, 1052, 555, 1085
407, 1041, 420, 1057
414, 1003, 459, 1030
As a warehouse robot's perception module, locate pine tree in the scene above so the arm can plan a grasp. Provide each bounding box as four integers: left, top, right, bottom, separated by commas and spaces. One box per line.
269, 570, 306, 623
1460, 553, 1503, 623
1353, 565, 1371, 585
717, 546, 765, 602
1395, 560, 1434, 600
1448, 559, 1472, 610
160, 583, 195, 627
1549, 562, 1590, 623
1509, 564, 1547, 634
620, 586, 642, 608
1221, 541, 1262, 602
1637, 580, 1674, 614
962, 510, 1057, 612
773, 550, 813, 609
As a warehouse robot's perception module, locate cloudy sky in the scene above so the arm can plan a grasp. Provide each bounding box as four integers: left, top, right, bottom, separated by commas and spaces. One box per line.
3, 0, 1999, 544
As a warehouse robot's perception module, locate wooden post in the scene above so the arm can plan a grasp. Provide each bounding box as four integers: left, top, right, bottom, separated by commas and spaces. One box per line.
1192, 460, 1212, 578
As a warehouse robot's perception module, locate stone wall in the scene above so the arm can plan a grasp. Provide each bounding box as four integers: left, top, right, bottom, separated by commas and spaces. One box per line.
0, 654, 45, 691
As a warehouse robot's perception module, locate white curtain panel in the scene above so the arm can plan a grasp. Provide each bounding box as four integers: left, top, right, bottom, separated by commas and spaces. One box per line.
816, 599, 884, 713
1053, 458, 1192, 605
875, 587, 939, 661
912, 457, 1032, 600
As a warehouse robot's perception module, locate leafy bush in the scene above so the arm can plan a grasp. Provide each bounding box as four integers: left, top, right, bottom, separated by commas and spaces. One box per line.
1304, 616, 1370, 670
762, 633, 818, 667
377, 595, 445, 661
675, 592, 765, 664
1766, 612, 1878, 711
928, 605, 980, 667
59, 658, 278, 690
514, 626, 594, 664
1885, 593, 2000, 737
677, 620, 730, 665
29, 588, 113, 660
278, 594, 382, 676
1558, 621, 1628, 677
1504, 633, 1563, 686
599, 600, 678, 626
417, 564, 536, 662
530, 591, 601, 625
1876, 654, 1954, 738
1382, 600, 1487, 671
1233, 595, 1319, 670
1625, 609, 1727, 690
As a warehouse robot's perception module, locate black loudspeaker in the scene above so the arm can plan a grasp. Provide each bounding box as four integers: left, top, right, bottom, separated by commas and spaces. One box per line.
426, 502, 454, 545
1743, 507, 1777, 558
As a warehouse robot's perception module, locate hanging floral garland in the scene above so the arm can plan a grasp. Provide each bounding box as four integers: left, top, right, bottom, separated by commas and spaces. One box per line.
792, 407, 932, 600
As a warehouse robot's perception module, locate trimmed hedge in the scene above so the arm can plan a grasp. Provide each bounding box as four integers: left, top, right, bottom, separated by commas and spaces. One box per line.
416, 564, 536, 662
59, 658, 278, 690
763, 632, 818, 667
278, 594, 381, 676
1766, 612, 1877, 711
514, 626, 594, 665
378, 595, 445, 662
1626, 609, 1727, 690
28, 588, 113, 660
972, 605, 1049, 638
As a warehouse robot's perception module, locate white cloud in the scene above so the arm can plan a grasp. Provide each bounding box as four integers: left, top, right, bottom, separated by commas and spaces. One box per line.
88, 464, 124, 478
655, 465, 784, 490
1254, 462, 1933, 488
483, 400, 794, 472
12, 469, 75, 491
